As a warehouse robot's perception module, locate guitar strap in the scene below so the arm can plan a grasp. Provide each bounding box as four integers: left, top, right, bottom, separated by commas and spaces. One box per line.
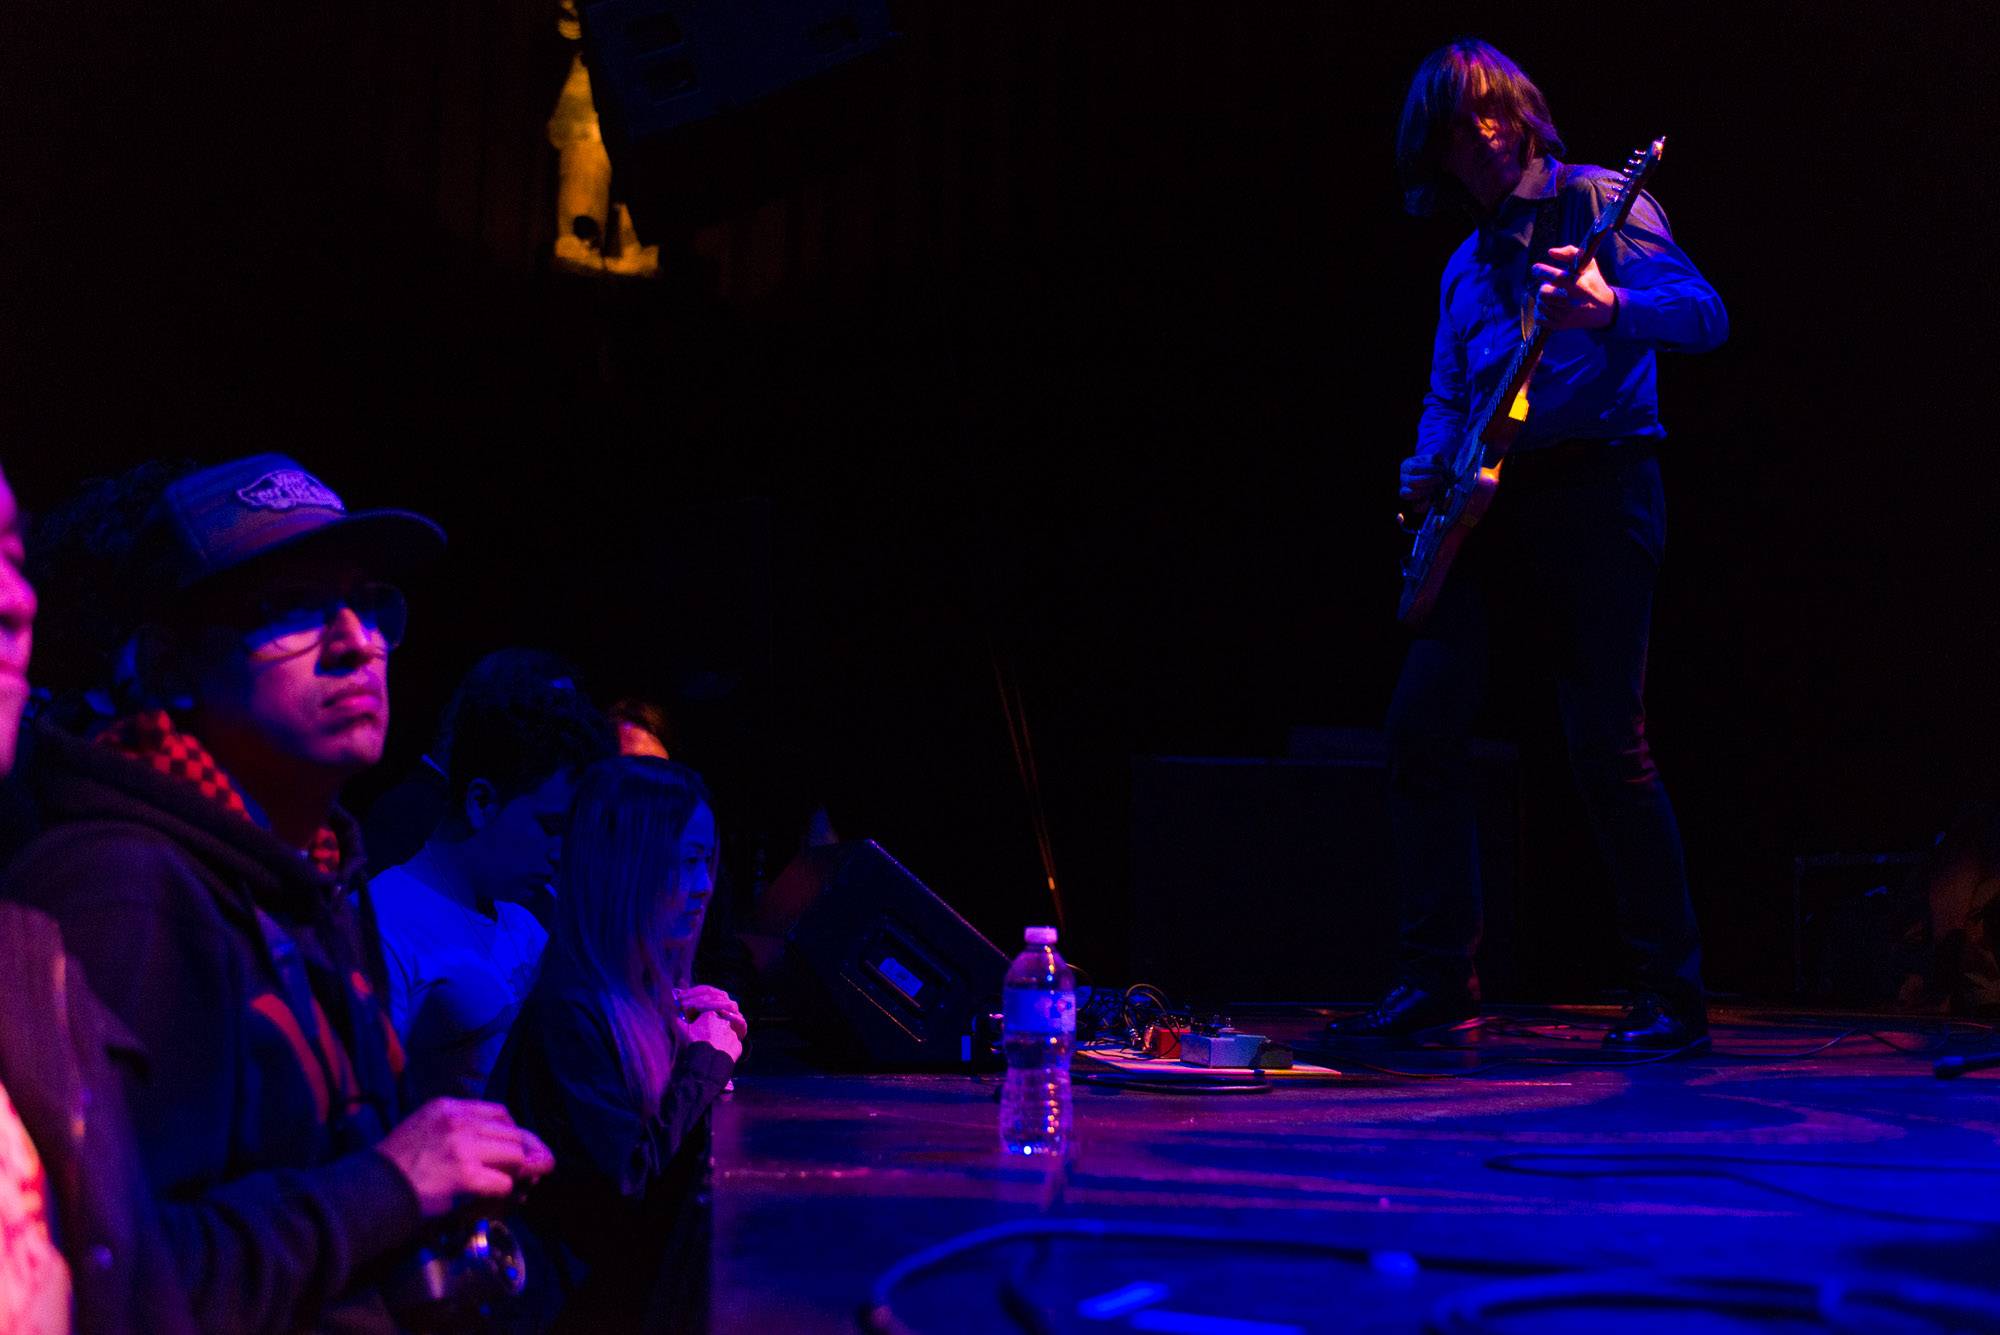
1520, 164, 1570, 340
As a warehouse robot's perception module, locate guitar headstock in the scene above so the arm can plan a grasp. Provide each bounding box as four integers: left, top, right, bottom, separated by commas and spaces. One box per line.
1589, 136, 1666, 243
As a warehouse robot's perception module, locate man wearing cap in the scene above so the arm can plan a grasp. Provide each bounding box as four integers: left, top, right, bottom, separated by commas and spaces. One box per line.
1, 455, 554, 1331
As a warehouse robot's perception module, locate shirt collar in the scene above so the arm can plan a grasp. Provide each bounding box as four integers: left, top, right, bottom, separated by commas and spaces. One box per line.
1477, 156, 1562, 253
1513, 155, 1560, 202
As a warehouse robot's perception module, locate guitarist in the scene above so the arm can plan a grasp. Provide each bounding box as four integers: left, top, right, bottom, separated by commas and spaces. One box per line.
1326, 39, 1728, 1051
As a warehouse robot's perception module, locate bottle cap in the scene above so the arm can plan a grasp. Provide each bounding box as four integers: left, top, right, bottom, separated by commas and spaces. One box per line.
1024, 925, 1058, 946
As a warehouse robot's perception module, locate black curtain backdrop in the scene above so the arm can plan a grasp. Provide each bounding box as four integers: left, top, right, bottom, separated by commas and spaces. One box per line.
4, 2, 1996, 996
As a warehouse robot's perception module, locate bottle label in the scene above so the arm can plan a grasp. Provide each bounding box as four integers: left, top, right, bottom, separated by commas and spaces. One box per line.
1004, 989, 1075, 1037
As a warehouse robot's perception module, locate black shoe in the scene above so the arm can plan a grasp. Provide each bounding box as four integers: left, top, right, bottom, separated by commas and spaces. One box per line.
1603, 996, 1710, 1053
1324, 983, 1477, 1041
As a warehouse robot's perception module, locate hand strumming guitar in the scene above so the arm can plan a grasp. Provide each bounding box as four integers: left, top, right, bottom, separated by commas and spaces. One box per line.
1399, 452, 1452, 513
1533, 245, 1619, 330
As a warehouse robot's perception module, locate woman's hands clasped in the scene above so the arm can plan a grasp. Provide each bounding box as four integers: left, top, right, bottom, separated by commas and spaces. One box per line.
676, 984, 747, 1062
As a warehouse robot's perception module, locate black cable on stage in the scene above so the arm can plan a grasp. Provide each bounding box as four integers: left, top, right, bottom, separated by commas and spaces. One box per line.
1485, 1023, 1872, 1062
1306, 1036, 1718, 1079
1075, 985, 1996, 1083
1495, 1017, 1994, 1060
1074, 1071, 1272, 1094
873, 1224, 2000, 1334
1484, 1150, 2000, 1227
857, 1165, 2000, 1330
993, 1271, 1055, 1335
1308, 1015, 2000, 1078
1430, 1270, 2000, 1334
857, 1217, 1567, 1334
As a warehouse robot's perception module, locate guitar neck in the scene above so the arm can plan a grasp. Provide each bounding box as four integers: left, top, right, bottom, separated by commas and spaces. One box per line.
1465, 226, 1609, 451
1463, 144, 1661, 460
1403, 140, 1664, 632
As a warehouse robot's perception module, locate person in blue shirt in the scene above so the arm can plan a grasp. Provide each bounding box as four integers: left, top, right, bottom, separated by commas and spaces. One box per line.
1327, 39, 1727, 1052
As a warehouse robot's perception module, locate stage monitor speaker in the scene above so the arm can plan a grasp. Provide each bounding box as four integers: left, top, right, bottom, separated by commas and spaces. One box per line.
781, 840, 1008, 1069
579, 0, 896, 233
1790, 849, 1925, 1003
1131, 730, 1521, 1007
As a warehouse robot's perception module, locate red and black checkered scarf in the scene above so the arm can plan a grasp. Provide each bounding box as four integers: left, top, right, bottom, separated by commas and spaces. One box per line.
96, 710, 343, 875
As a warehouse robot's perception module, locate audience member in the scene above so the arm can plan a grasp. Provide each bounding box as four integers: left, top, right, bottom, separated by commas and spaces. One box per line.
0, 466, 31, 781
0, 461, 76, 1335
0, 461, 198, 868
368, 648, 615, 1103
608, 696, 674, 760
0, 455, 553, 1330
0, 897, 200, 1335
22, 460, 201, 709
1, 460, 205, 1335
606, 694, 764, 1001
355, 747, 450, 874
491, 757, 745, 1330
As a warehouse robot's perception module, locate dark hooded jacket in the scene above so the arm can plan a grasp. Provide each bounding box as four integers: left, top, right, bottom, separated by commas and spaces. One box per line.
0, 717, 422, 1333
0, 901, 197, 1335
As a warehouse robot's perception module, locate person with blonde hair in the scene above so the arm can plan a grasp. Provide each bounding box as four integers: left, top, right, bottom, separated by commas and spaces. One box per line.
491, 756, 745, 1329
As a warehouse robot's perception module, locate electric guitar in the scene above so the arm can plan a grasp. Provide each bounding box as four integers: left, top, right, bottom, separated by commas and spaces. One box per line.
1395, 137, 1666, 630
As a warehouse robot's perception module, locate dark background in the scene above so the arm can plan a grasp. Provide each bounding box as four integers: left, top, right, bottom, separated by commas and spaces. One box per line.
4, 2, 1995, 999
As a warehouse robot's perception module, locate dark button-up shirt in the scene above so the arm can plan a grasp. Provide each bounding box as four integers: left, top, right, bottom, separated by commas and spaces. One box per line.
1418, 156, 1728, 458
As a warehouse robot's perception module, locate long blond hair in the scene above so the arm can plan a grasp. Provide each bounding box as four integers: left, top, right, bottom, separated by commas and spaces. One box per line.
553, 757, 713, 1109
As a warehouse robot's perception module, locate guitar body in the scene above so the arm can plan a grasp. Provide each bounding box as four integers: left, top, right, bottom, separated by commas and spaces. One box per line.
1396, 460, 1501, 629
1392, 137, 1666, 632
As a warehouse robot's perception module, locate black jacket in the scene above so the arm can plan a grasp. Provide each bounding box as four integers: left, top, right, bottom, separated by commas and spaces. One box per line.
489, 952, 734, 1331
0, 902, 197, 1335
0, 718, 422, 1334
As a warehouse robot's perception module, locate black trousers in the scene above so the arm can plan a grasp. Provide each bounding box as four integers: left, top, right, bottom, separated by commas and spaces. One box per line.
1385, 441, 1705, 1017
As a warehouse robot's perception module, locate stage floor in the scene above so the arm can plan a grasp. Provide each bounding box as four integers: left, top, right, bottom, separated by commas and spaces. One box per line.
712, 1005, 2000, 1333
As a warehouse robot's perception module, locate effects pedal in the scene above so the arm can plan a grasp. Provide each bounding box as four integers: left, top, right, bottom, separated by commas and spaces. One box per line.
1178, 1029, 1292, 1069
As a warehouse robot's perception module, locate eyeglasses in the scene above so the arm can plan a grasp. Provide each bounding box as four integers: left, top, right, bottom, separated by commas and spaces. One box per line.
234, 582, 408, 658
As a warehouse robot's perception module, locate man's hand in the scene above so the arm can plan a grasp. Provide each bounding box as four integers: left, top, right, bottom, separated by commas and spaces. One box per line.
676, 984, 748, 1040
1399, 452, 1452, 513
373, 1098, 556, 1219
687, 1009, 745, 1063
1533, 245, 1618, 330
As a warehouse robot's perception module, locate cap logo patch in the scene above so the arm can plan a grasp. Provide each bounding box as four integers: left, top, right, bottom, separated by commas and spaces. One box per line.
236, 471, 345, 514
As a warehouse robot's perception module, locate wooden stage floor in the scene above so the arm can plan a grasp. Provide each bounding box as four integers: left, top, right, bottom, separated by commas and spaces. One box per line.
712, 1005, 2000, 1333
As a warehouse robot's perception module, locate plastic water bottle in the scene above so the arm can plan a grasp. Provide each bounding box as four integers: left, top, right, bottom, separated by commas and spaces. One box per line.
1000, 925, 1075, 1157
